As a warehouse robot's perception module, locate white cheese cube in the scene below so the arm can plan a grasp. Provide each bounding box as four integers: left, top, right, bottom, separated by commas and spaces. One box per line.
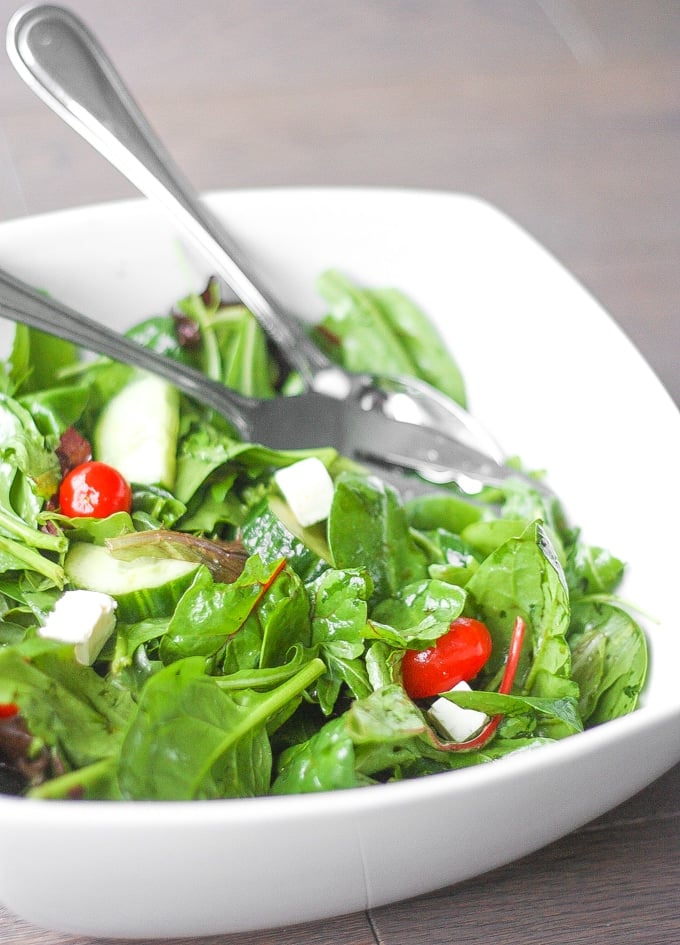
39, 590, 117, 666
274, 457, 334, 527
428, 681, 488, 743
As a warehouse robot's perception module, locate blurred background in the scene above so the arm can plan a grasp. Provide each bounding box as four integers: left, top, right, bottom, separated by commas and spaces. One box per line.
0, 0, 676, 404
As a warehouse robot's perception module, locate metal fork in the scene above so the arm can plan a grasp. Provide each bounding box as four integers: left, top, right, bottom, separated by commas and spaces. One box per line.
0, 266, 542, 496
6, 2, 504, 466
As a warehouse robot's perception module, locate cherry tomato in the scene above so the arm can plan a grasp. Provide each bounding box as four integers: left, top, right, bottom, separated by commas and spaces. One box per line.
0, 703, 19, 719
401, 616, 493, 699
58, 461, 132, 518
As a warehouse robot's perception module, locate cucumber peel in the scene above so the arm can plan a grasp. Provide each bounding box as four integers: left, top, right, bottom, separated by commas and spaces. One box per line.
64, 542, 198, 623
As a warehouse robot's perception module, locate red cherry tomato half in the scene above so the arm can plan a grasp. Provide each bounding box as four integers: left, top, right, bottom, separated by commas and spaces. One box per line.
58, 461, 132, 519
0, 703, 19, 719
401, 616, 493, 700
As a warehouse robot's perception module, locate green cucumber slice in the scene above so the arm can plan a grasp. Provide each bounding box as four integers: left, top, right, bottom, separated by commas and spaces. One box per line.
64, 542, 198, 623
94, 373, 180, 489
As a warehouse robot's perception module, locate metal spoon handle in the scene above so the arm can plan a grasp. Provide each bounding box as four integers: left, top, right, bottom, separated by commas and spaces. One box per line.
0, 265, 252, 436
7, 2, 329, 384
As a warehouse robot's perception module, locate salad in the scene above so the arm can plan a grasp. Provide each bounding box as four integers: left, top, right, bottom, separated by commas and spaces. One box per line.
0, 270, 648, 800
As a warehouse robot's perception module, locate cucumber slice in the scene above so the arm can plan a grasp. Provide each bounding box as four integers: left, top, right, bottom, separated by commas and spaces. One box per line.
94, 373, 180, 489
64, 542, 198, 623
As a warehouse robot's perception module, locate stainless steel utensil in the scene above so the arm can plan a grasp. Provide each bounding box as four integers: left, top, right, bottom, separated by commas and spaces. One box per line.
0, 265, 542, 496
6, 2, 505, 467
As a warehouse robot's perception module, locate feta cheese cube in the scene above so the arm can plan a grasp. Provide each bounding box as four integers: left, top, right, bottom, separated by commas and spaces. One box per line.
274, 457, 334, 527
428, 681, 488, 743
39, 590, 117, 666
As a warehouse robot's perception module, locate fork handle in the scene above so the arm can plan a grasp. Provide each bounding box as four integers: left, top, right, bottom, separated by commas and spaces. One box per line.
7, 3, 330, 385
0, 265, 253, 438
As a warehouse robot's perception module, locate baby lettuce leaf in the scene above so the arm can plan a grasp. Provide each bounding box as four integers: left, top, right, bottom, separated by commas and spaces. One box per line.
0, 393, 61, 502
0, 393, 66, 585
176, 282, 277, 397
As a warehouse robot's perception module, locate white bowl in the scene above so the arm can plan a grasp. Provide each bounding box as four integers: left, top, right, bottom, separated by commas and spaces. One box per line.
0, 188, 678, 939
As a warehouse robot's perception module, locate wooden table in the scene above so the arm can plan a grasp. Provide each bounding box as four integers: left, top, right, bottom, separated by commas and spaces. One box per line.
0, 2, 678, 942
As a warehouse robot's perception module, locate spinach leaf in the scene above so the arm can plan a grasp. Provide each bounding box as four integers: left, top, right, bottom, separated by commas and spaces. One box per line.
308, 567, 372, 713
118, 657, 271, 799
240, 497, 328, 581
400, 737, 555, 776
328, 472, 427, 604
569, 599, 647, 723
118, 655, 325, 799
271, 717, 360, 794
370, 578, 467, 647
565, 541, 625, 597
273, 684, 428, 794
315, 270, 467, 406
466, 521, 576, 703
20, 384, 91, 438
405, 492, 483, 534
160, 555, 289, 664
441, 687, 583, 739
257, 565, 311, 668
7, 324, 79, 395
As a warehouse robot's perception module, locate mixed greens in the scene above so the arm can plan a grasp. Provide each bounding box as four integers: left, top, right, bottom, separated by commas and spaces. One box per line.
0, 270, 648, 800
